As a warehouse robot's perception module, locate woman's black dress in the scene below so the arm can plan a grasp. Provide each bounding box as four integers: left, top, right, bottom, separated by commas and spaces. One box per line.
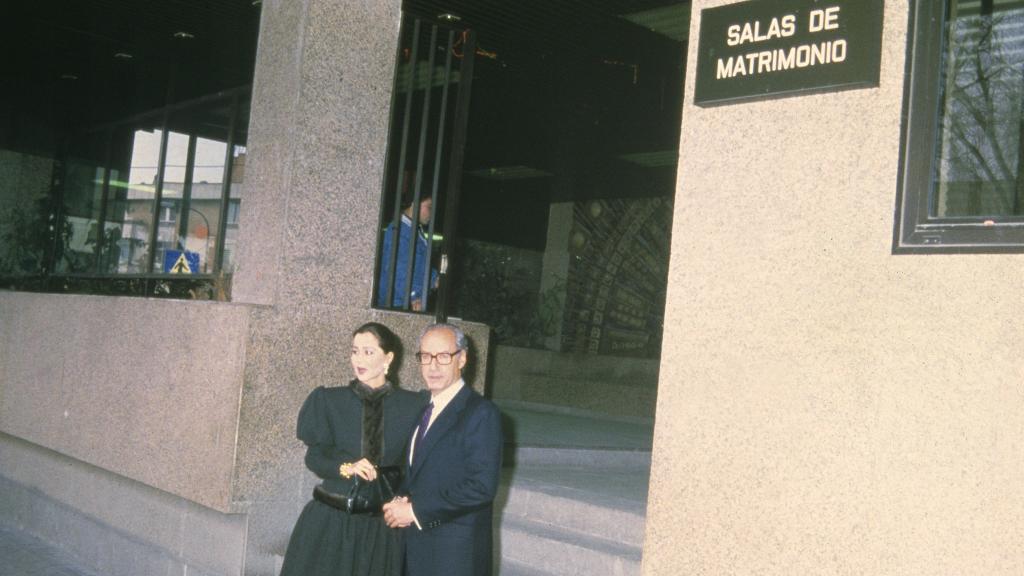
280, 380, 427, 576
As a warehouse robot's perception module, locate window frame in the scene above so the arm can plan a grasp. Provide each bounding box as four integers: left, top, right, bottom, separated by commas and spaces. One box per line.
1, 88, 248, 299
894, 0, 1024, 253
372, 13, 477, 318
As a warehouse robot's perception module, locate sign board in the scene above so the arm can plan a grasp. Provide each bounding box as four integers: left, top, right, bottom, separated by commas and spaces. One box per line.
164, 250, 200, 274
693, 0, 884, 106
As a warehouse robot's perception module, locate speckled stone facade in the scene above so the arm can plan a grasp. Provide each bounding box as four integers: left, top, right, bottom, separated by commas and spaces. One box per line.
643, 1, 1024, 574
0, 292, 250, 512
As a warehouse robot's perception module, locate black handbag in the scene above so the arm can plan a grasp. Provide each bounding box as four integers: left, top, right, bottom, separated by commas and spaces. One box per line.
313, 465, 403, 515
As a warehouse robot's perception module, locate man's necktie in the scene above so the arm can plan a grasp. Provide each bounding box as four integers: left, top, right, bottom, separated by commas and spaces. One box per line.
414, 402, 433, 458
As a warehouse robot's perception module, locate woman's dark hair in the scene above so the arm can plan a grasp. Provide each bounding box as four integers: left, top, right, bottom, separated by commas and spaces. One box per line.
352, 322, 401, 358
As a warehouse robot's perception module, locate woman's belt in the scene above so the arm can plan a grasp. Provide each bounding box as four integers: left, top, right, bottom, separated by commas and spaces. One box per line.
312, 485, 360, 513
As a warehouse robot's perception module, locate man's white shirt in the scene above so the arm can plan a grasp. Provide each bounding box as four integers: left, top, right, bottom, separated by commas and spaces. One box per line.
405, 379, 465, 529
409, 379, 464, 463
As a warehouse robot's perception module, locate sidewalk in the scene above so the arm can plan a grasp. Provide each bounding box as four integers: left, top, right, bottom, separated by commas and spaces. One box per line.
0, 524, 97, 576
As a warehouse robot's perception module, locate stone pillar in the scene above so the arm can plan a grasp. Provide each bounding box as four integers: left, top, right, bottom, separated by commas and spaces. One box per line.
644, 1, 1024, 574
232, 0, 400, 308
228, 3, 489, 573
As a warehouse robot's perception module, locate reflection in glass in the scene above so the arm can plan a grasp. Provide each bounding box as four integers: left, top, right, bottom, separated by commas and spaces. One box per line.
155, 130, 191, 272
181, 136, 226, 274
223, 144, 246, 273
156, 102, 234, 274
0, 150, 53, 276
935, 0, 1024, 217
118, 125, 162, 273
3, 90, 249, 287
55, 132, 108, 274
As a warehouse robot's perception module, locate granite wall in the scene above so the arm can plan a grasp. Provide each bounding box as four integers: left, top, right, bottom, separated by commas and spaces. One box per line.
0, 1, 491, 575
643, 1, 1024, 574
0, 292, 250, 513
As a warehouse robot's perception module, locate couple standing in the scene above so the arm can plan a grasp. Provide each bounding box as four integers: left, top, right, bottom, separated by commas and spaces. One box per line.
280, 322, 503, 576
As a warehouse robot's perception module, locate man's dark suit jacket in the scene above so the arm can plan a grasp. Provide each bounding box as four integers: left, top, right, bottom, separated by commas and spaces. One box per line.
401, 384, 503, 576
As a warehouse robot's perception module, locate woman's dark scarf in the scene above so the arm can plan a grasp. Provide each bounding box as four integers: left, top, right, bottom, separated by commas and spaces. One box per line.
351, 379, 392, 463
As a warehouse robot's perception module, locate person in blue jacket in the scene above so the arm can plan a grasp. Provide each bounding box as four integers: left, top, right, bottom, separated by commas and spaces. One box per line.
377, 195, 439, 311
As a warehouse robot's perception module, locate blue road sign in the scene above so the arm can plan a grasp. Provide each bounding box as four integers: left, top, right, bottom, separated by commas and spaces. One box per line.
164, 250, 200, 274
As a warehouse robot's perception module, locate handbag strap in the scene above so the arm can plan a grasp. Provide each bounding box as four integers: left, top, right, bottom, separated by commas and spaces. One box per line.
378, 467, 395, 494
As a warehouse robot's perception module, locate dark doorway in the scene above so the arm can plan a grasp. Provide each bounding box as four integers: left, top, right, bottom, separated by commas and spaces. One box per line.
411, 0, 687, 367
386, 7, 691, 574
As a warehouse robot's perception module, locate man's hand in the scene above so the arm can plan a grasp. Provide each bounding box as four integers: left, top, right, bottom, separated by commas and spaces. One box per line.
383, 496, 415, 528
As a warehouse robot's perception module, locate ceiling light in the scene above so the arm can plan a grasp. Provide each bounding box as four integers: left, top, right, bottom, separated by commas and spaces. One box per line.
173, 31, 195, 40
60, 73, 79, 80
438, 13, 461, 22
114, 52, 133, 60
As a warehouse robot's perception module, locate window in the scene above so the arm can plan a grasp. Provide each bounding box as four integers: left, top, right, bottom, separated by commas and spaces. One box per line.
226, 199, 241, 226
897, 0, 1024, 252
0, 0, 259, 298
55, 94, 248, 278
374, 15, 475, 315
0, 92, 250, 297
160, 200, 179, 224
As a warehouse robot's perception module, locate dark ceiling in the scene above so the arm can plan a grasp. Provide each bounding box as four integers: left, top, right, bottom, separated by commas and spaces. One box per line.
4, 0, 260, 89
2, 0, 690, 249
2, 0, 261, 149
401, 1, 691, 248
2, 0, 688, 122
401, 0, 690, 166
406, 0, 689, 62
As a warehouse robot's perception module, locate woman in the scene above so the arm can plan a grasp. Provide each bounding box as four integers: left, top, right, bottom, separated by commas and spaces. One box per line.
280, 322, 427, 576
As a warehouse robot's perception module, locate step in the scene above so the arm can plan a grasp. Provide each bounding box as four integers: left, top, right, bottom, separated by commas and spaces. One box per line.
491, 346, 659, 383
0, 524, 99, 576
496, 558, 558, 576
514, 376, 656, 419
498, 472, 646, 548
497, 515, 641, 576
496, 400, 654, 463
507, 445, 651, 469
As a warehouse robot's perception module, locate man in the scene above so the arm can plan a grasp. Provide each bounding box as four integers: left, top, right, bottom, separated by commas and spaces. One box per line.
382, 323, 503, 576
377, 195, 439, 311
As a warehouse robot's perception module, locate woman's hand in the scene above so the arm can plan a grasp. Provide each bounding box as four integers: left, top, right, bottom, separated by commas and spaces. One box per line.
350, 458, 378, 481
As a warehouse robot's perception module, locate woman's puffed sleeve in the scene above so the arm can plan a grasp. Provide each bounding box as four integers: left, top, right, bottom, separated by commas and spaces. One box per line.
297, 387, 328, 445
297, 387, 356, 480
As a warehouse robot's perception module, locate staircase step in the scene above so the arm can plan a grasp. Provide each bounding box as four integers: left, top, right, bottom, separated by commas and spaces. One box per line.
498, 516, 641, 576
508, 445, 651, 469
516, 376, 656, 419
499, 472, 646, 548
490, 401, 651, 576
497, 401, 653, 454
497, 559, 559, 576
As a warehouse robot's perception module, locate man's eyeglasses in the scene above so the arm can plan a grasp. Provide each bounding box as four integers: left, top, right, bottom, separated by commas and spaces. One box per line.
415, 350, 461, 365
